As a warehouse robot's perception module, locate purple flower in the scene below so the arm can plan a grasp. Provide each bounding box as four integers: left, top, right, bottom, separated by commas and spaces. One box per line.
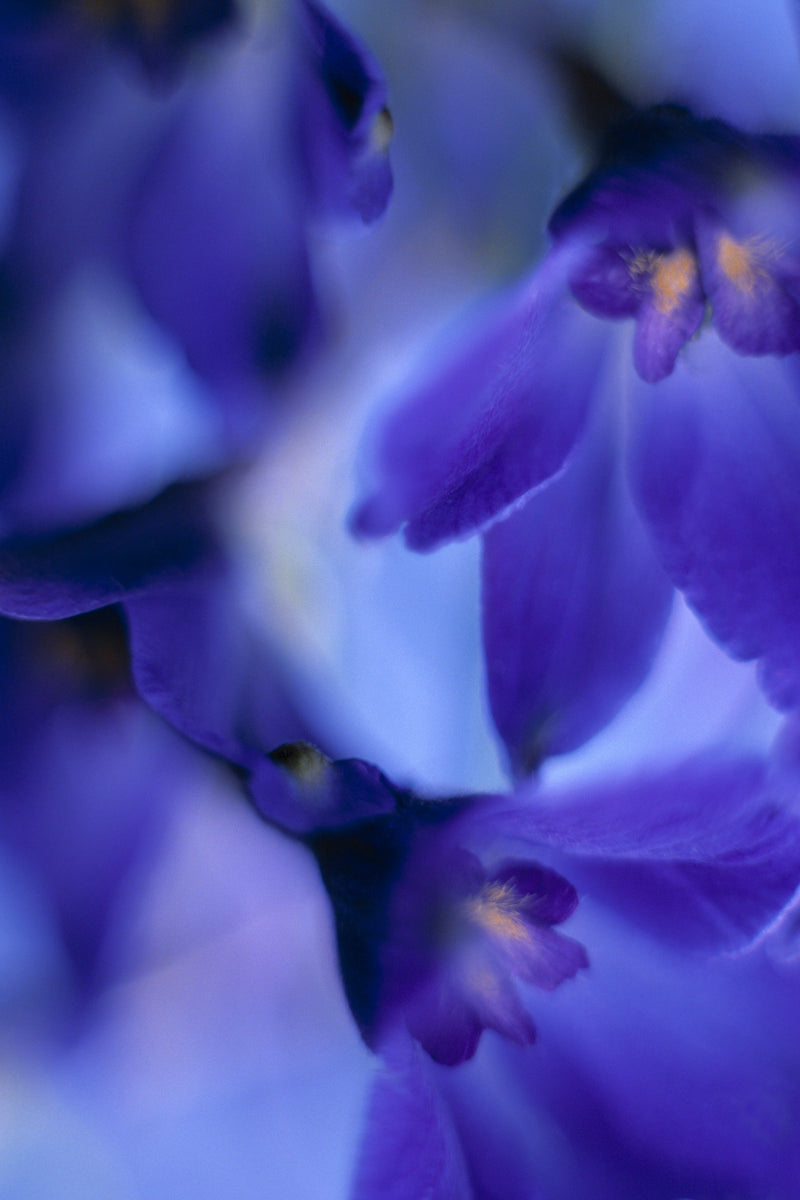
353, 103, 800, 763
347, 741, 800, 1200
303, 781, 588, 1067
261, 736, 800, 1073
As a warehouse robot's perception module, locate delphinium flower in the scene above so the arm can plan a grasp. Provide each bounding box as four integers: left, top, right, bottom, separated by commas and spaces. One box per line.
352, 97, 800, 774
253, 735, 800, 1200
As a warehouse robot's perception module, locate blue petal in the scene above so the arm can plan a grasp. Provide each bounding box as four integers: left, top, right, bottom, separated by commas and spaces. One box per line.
0, 483, 220, 620
628, 330, 800, 708
482, 390, 672, 775
350, 1034, 473, 1200
352, 248, 606, 551
483, 752, 800, 952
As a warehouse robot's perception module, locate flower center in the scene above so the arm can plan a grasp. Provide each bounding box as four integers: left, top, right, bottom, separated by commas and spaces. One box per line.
650, 248, 698, 315
465, 880, 529, 943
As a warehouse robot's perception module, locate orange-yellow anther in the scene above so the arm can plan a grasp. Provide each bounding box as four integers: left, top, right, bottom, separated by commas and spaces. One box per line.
466, 881, 529, 943
651, 248, 697, 315
717, 233, 770, 295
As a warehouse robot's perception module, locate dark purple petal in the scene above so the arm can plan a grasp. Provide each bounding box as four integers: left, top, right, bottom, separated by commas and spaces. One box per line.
350, 1035, 473, 1200
483, 753, 800, 952
99, 0, 237, 76
0, 482, 221, 619
491, 859, 580, 926
628, 330, 800, 708
127, 39, 318, 391
482, 393, 672, 775
404, 973, 485, 1067
297, 0, 392, 224
249, 753, 400, 835
569, 243, 642, 318
125, 570, 312, 768
352, 247, 606, 551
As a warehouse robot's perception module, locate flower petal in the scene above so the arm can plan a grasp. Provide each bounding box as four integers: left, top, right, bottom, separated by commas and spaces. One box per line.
127, 36, 318, 390
482, 753, 800, 952
350, 1034, 474, 1200
482, 392, 672, 775
352, 247, 606, 551
0, 483, 220, 620
697, 219, 800, 357
296, 0, 393, 224
628, 330, 800, 708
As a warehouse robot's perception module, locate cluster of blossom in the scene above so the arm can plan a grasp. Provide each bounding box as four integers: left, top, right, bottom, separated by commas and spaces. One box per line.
3, 1, 800, 1197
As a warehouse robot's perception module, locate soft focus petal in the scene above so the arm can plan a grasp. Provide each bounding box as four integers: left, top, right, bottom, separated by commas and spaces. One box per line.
352, 246, 606, 550
125, 568, 311, 768
518, 918, 800, 1199
127, 29, 318, 395
628, 329, 800, 708
482, 387, 672, 775
0, 482, 221, 619
0, 271, 225, 533
351, 1035, 473, 1200
296, 0, 393, 223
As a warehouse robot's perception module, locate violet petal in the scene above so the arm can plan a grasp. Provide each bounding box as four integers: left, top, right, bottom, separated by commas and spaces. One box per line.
482, 392, 672, 775
352, 247, 606, 551
628, 330, 800, 708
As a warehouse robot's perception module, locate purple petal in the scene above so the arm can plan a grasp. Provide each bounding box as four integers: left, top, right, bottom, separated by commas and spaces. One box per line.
0, 616, 181, 992
632, 253, 705, 382
491, 859, 580, 926
499, 924, 589, 992
249, 754, 400, 835
296, 0, 393, 224
569, 243, 642, 319
484, 753, 800, 952
352, 247, 606, 551
125, 567, 313, 769
0, 483, 220, 620
404, 973, 485, 1067
697, 219, 800, 356
0, 275, 225, 534
127, 37, 318, 390
350, 1035, 473, 1200
404, 939, 538, 1064
482, 394, 672, 775
628, 330, 800, 708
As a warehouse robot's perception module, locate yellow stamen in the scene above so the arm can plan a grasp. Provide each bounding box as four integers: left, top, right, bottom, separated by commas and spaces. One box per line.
717, 233, 771, 295
466, 881, 529, 943
650, 248, 697, 315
